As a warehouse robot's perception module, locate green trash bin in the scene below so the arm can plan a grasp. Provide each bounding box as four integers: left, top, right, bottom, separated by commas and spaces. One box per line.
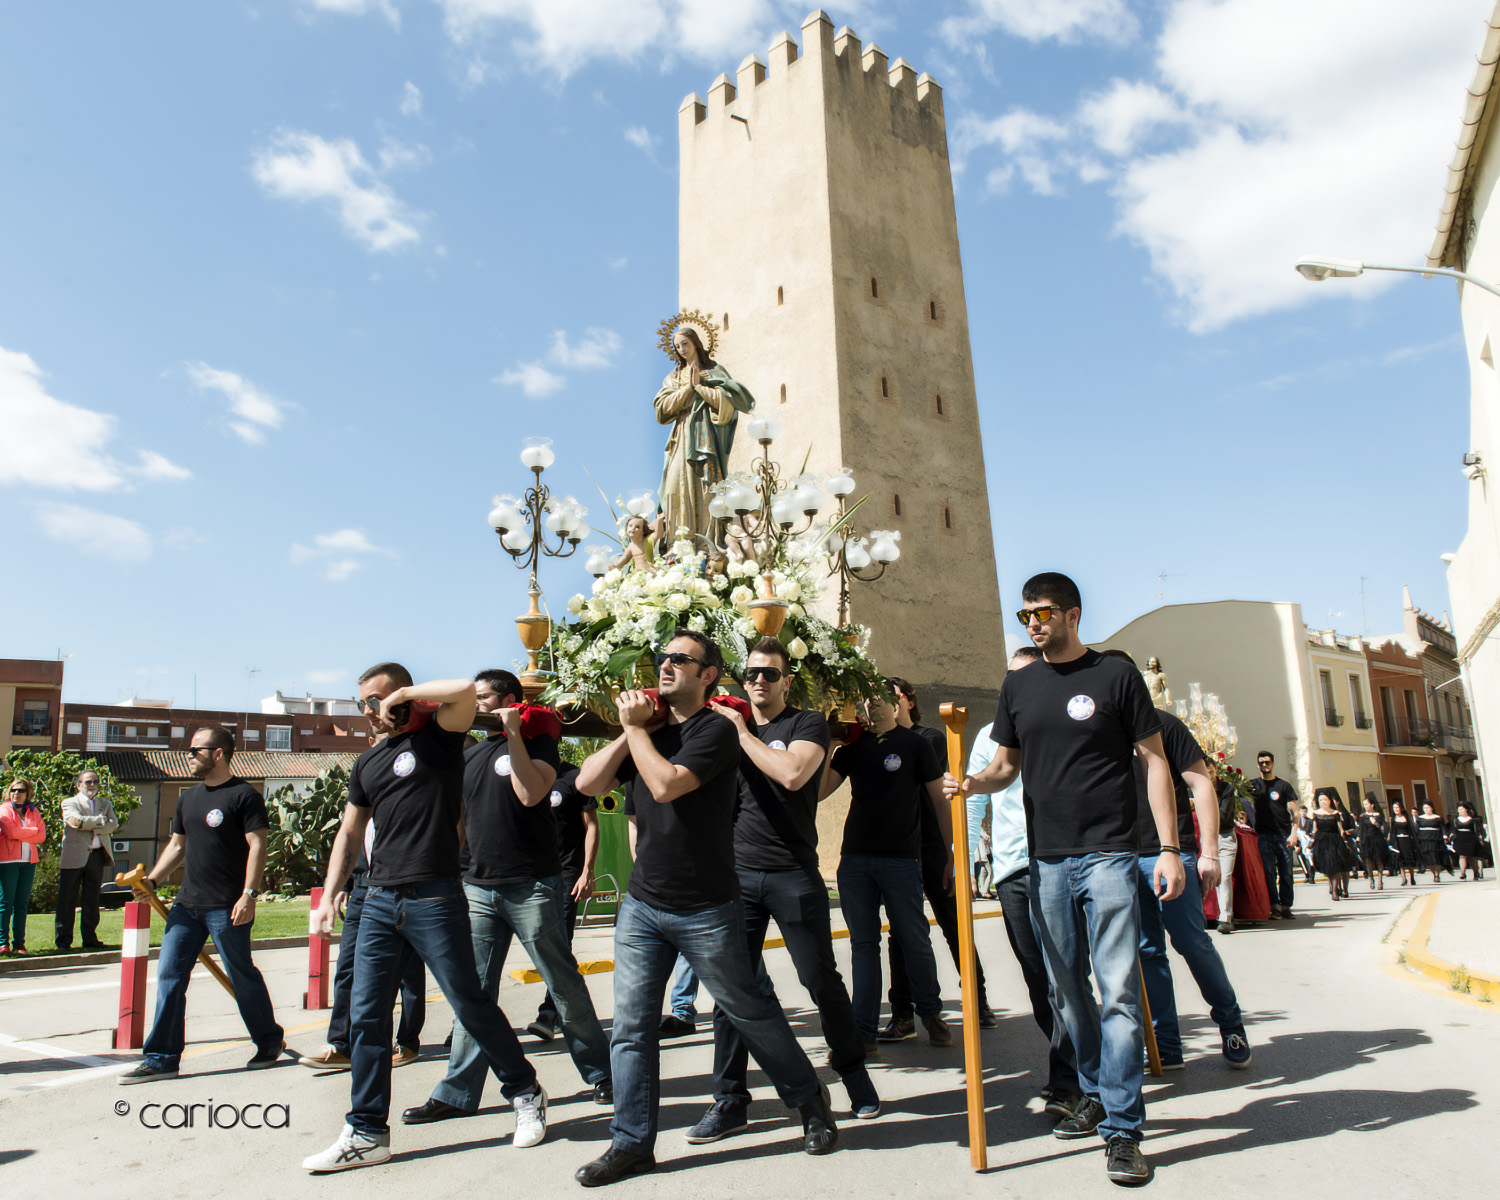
582, 794, 632, 923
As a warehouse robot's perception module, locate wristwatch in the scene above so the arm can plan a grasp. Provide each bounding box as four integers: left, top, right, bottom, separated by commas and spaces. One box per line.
242, 888, 256, 897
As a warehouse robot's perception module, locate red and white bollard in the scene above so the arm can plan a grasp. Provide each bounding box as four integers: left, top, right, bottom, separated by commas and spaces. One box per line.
112, 900, 150, 1050
304, 885, 330, 1009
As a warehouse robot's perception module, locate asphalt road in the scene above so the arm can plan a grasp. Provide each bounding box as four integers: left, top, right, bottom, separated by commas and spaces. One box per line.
0, 879, 1493, 1197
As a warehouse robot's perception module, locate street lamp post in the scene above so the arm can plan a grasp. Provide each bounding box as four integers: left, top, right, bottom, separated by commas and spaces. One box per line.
487, 437, 587, 698
1293, 256, 1500, 299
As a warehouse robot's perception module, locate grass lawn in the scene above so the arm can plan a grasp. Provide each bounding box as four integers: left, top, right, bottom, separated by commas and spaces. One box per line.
11, 899, 313, 959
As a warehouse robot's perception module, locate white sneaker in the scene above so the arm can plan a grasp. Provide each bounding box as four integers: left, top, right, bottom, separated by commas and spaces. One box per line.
303, 1123, 391, 1172
512, 1086, 547, 1149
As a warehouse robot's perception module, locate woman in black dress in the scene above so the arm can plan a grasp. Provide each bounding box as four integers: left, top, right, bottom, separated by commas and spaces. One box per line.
1311, 788, 1356, 901
1358, 794, 1387, 891
1333, 796, 1359, 897
1390, 799, 1420, 886
1452, 800, 1488, 881
1417, 801, 1448, 883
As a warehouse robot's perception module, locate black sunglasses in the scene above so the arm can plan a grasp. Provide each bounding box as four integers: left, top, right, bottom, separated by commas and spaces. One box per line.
655, 652, 705, 670
743, 666, 784, 683
1016, 605, 1069, 626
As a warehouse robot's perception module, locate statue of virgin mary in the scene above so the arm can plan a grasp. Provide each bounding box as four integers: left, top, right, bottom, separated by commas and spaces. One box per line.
653, 310, 755, 543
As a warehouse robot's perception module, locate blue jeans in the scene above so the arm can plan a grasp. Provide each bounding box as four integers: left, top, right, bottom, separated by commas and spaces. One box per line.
142, 903, 283, 1070
609, 893, 820, 1156
669, 953, 700, 1018
326, 879, 426, 1053
996, 869, 1078, 1094
348, 879, 537, 1135
432, 877, 609, 1109
838, 854, 942, 1041
1136, 854, 1244, 1060
1030, 854, 1144, 1142
1259, 834, 1296, 910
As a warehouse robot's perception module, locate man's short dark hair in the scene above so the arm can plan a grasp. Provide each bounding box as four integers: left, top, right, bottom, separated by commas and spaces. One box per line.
475, 669, 523, 704
360, 661, 414, 689
748, 636, 791, 672
1101, 648, 1138, 669
1257, 751, 1274, 762
885, 677, 921, 725
666, 628, 723, 694
1021, 571, 1082, 613
195, 724, 236, 762
1009, 645, 1041, 664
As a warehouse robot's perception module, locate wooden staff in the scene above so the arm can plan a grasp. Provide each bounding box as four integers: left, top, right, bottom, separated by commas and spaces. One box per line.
1139, 959, 1162, 1077
115, 863, 237, 1000
939, 702, 987, 1171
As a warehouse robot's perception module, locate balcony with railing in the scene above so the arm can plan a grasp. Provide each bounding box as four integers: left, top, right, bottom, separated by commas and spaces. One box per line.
1432, 723, 1477, 757
11, 719, 52, 739
1324, 708, 1344, 727
1380, 716, 1434, 748
1353, 713, 1373, 730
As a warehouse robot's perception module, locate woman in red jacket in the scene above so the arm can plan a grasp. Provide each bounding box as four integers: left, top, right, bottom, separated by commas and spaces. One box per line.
0, 778, 47, 955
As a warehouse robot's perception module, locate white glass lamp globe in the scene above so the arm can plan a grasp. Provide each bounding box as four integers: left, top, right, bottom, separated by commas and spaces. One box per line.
869, 530, 901, 563
520, 437, 555, 471
844, 539, 872, 571
501, 527, 531, 552
824, 469, 856, 497
584, 546, 611, 576
488, 495, 523, 532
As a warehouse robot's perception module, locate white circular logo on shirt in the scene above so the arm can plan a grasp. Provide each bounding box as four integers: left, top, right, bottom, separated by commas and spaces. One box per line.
205, 809, 224, 828
769, 740, 787, 751
549, 790, 563, 808
494, 754, 513, 777
883, 754, 902, 772
393, 751, 416, 777
1270, 790, 1280, 801
1067, 695, 1096, 721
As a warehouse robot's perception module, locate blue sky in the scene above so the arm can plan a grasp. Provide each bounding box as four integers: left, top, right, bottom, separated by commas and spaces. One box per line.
0, 0, 1489, 708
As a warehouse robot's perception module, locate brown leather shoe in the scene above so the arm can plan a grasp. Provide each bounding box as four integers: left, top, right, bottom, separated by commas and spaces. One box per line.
922, 1014, 953, 1047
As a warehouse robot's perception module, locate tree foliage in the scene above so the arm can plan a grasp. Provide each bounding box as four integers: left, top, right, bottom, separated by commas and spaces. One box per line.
263, 766, 349, 893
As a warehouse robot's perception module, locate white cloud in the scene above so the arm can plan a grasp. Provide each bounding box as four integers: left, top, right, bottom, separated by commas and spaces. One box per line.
624, 124, 656, 154
305, 668, 349, 686
607, 255, 629, 271
185, 362, 286, 444
941, 0, 1137, 45
497, 361, 567, 397
301, 0, 401, 28
400, 80, 423, 115
548, 327, 622, 369
252, 129, 423, 252
432, 0, 795, 81
954, 0, 1493, 330
1, 345, 183, 492
136, 451, 192, 482
36, 502, 152, 563
289, 528, 394, 581
377, 136, 430, 172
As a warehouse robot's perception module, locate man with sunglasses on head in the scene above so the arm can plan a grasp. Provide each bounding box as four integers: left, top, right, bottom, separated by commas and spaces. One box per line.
882, 677, 996, 1039
686, 636, 879, 1145
403, 668, 612, 1127
304, 664, 546, 1172
822, 684, 952, 1053
573, 630, 839, 1188
945, 573, 1184, 1187
120, 725, 284, 1084
56, 768, 118, 950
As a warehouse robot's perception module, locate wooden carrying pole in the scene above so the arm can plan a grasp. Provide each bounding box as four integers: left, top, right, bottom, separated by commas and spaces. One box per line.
939, 703, 987, 1171
115, 863, 237, 1000
1140, 959, 1162, 1076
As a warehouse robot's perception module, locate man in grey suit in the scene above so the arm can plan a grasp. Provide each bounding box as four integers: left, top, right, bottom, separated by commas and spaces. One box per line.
55, 767, 117, 950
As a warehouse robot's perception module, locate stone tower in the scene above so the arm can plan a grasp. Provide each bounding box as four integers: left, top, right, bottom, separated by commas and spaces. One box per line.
678, 10, 1007, 722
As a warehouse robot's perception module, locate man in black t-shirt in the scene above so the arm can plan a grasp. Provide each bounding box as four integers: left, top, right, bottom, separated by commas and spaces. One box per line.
1100, 650, 1252, 1073
689, 637, 878, 1144
531, 764, 599, 1037
883, 677, 994, 1039
823, 687, 952, 1051
572, 631, 839, 1188
120, 725, 284, 1084
303, 664, 545, 1173
404, 669, 611, 1126
947, 573, 1184, 1187
1250, 752, 1301, 918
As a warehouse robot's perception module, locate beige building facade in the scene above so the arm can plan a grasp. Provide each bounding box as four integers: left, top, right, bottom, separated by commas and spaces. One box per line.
1100, 600, 1382, 805
677, 10, 1007, 724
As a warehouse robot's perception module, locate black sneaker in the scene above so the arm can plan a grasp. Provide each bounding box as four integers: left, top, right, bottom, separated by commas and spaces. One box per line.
525, 1017, 557, 1042
1105, 1134, 1152, 1185
247, 1041, 285, 1070
844, 1068, 881, 1119
1221, 1026, 1252, 1069
684, 1101, 748, 1144
1042, 1088, 1082, 1119
876, 1015, 916, 1042
119, 1061, 178, 1085
658, 1014, 696, 1039
977, 1003, 999, 1029
1053, 1096, 1106, 1139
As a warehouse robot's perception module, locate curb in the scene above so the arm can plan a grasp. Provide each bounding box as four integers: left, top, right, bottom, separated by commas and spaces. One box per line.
1402, 892, 1500, 1003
